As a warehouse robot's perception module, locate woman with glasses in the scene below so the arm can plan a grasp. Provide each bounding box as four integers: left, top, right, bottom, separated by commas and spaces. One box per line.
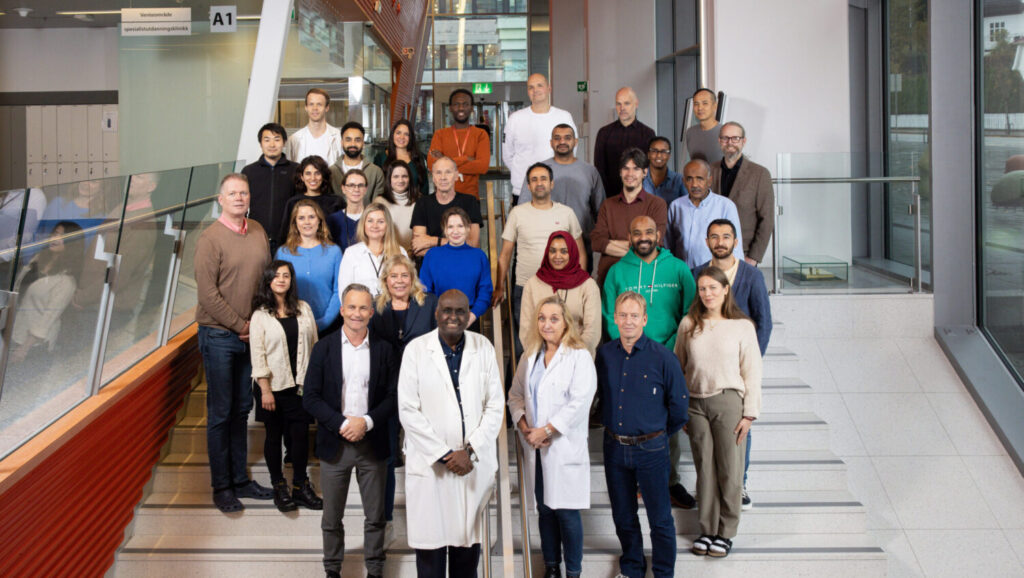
326, 168, 369, 252
373, 119, 428, 195
276, 199, 342, 335
279, 155, 341, 245
338, 201, 407, 297
249, 260, 322, 512
674, 265, 761, 558
508, 295, 596, 578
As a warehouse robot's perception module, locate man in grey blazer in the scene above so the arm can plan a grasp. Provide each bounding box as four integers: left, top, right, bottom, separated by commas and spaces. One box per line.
710, 122, 775, 265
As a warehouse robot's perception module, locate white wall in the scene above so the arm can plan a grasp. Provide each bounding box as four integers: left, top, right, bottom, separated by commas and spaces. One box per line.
0, 28, 118, 92
712, 0, 852, 264
551, 0, 657, 162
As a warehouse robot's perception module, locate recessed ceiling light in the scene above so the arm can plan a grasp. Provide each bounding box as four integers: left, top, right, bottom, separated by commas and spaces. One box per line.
55, 10, 121, 16
15, 7, 32, 17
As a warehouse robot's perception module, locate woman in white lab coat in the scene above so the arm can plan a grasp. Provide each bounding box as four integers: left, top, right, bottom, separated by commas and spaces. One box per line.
508, 295, 597, 578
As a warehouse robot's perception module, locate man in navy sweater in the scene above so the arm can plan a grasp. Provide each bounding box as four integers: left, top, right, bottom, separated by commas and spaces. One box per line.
692, 218, 772, 510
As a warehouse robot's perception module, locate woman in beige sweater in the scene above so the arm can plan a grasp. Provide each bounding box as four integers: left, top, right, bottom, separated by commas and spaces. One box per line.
250, 260, 321, 513
520, 231, 601, 356
674, 265, 762, 558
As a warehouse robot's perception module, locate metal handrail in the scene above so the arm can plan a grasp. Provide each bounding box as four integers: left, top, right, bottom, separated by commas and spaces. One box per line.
769, 173, 925, 294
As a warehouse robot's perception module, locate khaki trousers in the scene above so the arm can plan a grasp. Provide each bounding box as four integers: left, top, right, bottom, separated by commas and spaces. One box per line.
687, 389, 746, 538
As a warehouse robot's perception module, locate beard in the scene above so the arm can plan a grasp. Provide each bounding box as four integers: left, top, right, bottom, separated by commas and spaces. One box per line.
633, 240, 656, 257
344, 146, 362, 159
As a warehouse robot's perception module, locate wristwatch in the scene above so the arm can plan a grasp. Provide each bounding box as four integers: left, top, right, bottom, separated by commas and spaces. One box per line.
466, 444, 479, 462
543, 425, 554, 438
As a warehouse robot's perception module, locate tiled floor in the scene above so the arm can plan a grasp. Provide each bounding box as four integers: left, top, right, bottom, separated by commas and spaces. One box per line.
786, 335, 1024, 577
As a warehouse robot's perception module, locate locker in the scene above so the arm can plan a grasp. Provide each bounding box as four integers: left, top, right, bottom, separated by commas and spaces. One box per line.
41, 106, 57, 163
26, 163, 42, 188
103, 162, 119, 178
57, 162, 72, 184
87, 105, 103, 162
26, 106, 42, 163
71, 106, 88, 162
42, 163, 58, 186
56, 106, 72, 162
72, 162, 87, 182
101, 105, 118, 161
0, 106, 10, 190
88, 162, 103, 179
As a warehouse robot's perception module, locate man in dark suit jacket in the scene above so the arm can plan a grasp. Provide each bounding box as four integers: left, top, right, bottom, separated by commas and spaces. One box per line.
710, 121, 776, 265
304, 284, 396, 578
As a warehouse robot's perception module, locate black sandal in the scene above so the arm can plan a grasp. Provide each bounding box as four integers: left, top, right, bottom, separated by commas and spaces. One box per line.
708, 535, 732, 558
692, 534, 714, 556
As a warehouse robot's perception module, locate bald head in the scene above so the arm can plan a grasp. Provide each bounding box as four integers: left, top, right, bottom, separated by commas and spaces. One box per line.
437, 289, 471, 343
615, 87, 639, 126
527, 74, 551, 108
629, 215, 660, 260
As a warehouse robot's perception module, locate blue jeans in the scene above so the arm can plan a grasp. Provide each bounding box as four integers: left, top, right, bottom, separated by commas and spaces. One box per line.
535, 451, 583, 574
198, 325, 253, 491
603, 431, 676, 578
744, 429, 752, 486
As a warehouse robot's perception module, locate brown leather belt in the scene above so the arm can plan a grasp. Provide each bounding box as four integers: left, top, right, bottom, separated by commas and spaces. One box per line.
607, 430, 665, 446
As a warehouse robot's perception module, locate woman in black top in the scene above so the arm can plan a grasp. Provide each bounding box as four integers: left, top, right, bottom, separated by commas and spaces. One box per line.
279, 155, 342, 244
368, 254, 437, 535
373, 119, 428, 195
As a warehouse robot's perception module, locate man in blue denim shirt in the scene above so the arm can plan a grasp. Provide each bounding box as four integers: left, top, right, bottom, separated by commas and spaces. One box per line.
596, 291, 688, 578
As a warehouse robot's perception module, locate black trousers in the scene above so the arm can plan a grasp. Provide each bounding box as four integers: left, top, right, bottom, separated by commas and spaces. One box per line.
415, 544, 481, 578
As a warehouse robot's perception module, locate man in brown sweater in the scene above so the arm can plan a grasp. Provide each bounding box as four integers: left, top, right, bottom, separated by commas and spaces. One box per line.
590, 147, 668, 285
195, 173, 272, 513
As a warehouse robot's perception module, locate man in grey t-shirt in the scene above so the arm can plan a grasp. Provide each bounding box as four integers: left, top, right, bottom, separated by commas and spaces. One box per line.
683, 88, 723, 165
519, 123, 606, 267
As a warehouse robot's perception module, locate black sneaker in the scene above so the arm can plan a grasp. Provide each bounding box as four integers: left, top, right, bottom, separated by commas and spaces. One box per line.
273, 480, 297, 512
741, 488, 752, 510
669, 483, 697, 509
293, 479, 324, 510
543, 565, 561, 578
234, 479, 274, 500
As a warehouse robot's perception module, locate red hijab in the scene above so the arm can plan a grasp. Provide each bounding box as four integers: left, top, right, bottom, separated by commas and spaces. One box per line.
535, 230, 591, 291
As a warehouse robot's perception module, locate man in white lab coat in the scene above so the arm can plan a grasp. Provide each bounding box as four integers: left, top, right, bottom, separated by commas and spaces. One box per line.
398, 289, 505, 577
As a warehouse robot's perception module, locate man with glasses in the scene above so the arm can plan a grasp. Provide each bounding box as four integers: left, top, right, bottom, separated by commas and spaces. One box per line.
427, 88, 491, 198
597, 291, 688, 578
643, 136, 686, 205
710, 122, 776, 265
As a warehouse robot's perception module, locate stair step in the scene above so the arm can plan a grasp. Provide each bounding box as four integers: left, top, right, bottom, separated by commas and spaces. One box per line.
763, 345, 799, 378
114, 532, 885, 577
761, 377, 815, 412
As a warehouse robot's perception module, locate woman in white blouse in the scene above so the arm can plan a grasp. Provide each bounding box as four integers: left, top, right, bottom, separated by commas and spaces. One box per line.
250, 260, 322, 512
508, 295, 597, 578
337, 201, 407, 297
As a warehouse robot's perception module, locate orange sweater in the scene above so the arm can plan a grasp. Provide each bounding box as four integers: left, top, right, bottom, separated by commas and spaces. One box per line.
427, 126, 491, 198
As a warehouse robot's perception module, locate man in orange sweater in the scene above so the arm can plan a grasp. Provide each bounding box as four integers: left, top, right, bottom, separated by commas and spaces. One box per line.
427, 89, 490, 198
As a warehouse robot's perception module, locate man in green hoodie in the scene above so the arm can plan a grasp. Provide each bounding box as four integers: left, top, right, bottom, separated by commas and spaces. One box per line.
602, 215, 699, 509
602, 215, 696, 350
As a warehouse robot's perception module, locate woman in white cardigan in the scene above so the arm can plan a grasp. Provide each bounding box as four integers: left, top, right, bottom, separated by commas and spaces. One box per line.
250, 260, 321, 513
337, 201, 407, 297
508, 295, 597, 578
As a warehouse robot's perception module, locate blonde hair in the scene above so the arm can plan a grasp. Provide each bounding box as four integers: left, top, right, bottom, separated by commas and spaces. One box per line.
525, 295, 587, 356
283, 199, 333, 255
375, 254, 428, 312
356, 202, 403, 259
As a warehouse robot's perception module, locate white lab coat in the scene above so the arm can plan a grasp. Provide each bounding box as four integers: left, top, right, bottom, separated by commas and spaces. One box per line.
507, 344, 596, 511
398, 329, 505, 549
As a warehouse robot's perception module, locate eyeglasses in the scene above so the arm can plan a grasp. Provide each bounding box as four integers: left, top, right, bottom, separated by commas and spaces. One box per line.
648, 149, 671, 155
718, 136, 744, 143
345, 183, 368, 189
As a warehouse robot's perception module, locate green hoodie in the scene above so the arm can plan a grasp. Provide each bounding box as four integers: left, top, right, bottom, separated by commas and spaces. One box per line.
602, 247, 696, 349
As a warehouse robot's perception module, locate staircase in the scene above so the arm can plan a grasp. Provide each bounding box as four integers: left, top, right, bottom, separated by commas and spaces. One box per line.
114, 320, 887, 577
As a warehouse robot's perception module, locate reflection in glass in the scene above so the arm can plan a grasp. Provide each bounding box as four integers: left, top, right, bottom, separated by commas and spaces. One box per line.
979, 0, 1024, 381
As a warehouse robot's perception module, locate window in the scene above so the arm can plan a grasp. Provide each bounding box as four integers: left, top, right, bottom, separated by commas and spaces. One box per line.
989, 21, 1005, 42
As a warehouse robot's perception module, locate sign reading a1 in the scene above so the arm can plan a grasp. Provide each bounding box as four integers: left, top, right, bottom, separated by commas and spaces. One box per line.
577, 81, 588, 92
472, 83, 493, 95
210, 5, 237, 33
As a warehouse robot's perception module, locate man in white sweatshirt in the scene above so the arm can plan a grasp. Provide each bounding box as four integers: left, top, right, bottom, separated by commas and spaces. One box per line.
502, 74, 577, 202
287, 88, 342, 166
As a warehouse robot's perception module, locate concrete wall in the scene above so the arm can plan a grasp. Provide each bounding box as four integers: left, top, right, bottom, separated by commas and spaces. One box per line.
551, 0, 657, 163
0, 28, 118, 92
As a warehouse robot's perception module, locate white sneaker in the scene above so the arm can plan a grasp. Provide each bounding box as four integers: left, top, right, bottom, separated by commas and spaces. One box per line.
384, 521, 396, 549
741, 488, 753, 511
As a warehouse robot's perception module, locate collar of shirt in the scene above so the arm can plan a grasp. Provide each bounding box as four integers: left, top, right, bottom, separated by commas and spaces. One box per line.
614, 332, 650, 353
439, 333, 466, 357
617, 189, 649, 206
682, 190, 723, 210
721, 155, 743, 174
341, 328, 370, 350
258, 154, 289, 168
217, 214, 248, 235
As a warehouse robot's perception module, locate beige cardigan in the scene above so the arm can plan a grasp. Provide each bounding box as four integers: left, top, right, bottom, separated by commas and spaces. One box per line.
249, 301, 318, 393
519, 275, 602, 357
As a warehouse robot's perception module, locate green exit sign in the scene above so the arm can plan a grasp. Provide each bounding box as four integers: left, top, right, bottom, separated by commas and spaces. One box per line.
472, 83, 493, 95
577, 81, 588, 92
